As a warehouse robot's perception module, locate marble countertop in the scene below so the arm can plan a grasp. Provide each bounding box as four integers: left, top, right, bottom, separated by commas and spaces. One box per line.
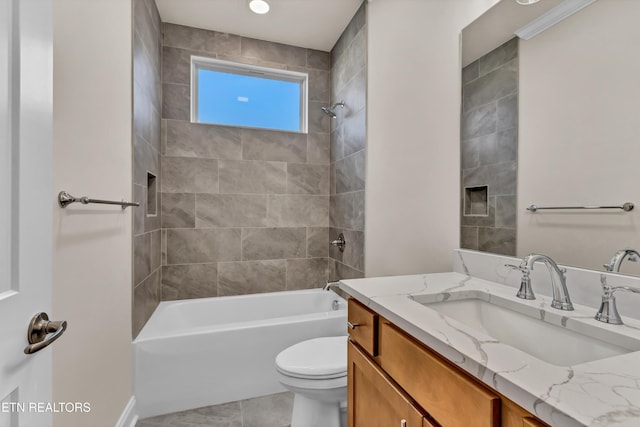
340, 272, 640, 427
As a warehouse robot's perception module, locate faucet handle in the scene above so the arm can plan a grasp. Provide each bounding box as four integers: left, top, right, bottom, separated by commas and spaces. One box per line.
506, 264, 535, 300
505, 264, 530, 275
595, 285, 640, 325
609, 286, 640, 295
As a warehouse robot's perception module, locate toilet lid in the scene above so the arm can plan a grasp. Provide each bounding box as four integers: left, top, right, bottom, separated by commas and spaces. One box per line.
276, 336, 348, 379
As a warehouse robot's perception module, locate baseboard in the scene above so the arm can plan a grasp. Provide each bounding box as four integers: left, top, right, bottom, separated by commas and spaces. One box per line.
115, 396, 138, 427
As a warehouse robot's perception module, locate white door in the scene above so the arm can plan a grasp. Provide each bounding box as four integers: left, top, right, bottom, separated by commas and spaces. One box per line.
0, 0, 55, 426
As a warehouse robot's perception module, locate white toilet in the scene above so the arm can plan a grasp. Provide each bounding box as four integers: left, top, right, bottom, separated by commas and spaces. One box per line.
275, 336, 348, 427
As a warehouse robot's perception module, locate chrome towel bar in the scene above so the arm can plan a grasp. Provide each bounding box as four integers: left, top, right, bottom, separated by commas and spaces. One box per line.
527, 202, 634, 212
58, 190, 139, 210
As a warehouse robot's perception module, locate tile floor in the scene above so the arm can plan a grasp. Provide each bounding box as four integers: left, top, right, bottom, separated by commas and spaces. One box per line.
136, 392, 293, 427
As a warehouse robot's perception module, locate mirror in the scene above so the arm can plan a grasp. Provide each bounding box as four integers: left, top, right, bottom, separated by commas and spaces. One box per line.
460, 0, 640, 275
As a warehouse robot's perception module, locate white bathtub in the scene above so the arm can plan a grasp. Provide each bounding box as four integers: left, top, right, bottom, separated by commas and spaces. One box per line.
133, 289, 347, 418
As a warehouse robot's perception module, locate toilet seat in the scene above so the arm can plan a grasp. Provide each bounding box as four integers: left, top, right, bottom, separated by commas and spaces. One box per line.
276, 336, 347, 380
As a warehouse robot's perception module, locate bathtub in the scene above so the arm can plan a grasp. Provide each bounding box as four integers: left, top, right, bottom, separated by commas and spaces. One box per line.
133, 288, 347, 418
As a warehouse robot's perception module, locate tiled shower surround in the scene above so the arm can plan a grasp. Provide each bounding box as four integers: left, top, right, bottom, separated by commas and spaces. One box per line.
329, 3, 367, 280
159, 25, 333, 301
132, 2, 368, 336
460, 38, 518, 256
133, 0, 162, 337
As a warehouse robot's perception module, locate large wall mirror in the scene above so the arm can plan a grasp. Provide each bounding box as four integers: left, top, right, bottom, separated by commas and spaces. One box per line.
460, 0, 640, 275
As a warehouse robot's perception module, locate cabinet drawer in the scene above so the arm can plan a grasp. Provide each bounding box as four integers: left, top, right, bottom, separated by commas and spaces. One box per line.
348, 341, 426, 427
348, 298, 377, 356
379, 321, 500, 427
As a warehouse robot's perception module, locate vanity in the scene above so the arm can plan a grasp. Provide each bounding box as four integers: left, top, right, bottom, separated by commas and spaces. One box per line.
340, 250, 640, 427
347, 298, 545, 427
340, 1, 640, 424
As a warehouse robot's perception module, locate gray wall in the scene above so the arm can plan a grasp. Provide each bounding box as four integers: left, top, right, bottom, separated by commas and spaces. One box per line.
460, 38, 518, 256
329, 3, 367, 279
132, 0, 162, 337
159, 24, 333, 300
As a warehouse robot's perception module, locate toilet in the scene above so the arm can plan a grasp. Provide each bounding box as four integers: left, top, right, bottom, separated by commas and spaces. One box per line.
275, 336, 348, 427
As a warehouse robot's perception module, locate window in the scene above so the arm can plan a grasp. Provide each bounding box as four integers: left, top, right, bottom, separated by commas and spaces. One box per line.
191, 56, 308, 133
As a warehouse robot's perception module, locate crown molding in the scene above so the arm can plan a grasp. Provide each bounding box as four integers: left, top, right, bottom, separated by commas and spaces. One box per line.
515, 0, 598, 40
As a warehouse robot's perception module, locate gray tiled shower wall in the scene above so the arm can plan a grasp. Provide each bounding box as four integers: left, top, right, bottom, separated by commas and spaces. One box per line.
159, 24, 334, 303
132, 0, 162, 337
460, 38, 518, 256
132, 2, 368, 337
329, 3, 367, 279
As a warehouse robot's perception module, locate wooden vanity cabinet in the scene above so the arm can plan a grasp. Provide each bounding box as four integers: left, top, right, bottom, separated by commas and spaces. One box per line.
348, 341, 437, 427
522, 418, 548, 427
347, 298, 550, 427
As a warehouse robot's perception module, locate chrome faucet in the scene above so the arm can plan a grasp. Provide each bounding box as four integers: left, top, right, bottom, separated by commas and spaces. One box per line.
604, 249, 640, 272
595, 285, 640, 325
507, 253, 574, 311
330, 233, 346, 252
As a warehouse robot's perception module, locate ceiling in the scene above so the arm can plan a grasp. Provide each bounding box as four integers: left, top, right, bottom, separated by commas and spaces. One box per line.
155, 0, 364, 52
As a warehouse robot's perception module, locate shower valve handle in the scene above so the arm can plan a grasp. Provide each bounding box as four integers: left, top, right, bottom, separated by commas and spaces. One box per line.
330, 233, 346, 252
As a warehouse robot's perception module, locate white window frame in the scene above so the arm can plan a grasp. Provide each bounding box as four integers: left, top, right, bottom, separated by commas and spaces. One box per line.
190, 56, 309, 133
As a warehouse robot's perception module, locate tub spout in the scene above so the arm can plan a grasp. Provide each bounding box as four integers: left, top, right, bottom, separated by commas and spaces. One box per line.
324, 280, 340, 291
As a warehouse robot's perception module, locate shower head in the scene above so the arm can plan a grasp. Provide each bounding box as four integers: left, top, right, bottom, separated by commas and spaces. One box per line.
321, 106, 337, 119
321, 101, 345, 119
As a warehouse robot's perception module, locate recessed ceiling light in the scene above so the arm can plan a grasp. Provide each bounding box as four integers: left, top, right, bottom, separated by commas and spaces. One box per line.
249, 0, 270, 14
516, 0, 540, 4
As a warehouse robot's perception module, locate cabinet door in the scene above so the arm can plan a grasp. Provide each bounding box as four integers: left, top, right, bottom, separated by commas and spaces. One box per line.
348, 341, 426, 427
502, 395, 550, 427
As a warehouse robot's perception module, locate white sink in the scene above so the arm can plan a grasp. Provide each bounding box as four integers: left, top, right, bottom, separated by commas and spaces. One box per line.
413, 292, 640, 367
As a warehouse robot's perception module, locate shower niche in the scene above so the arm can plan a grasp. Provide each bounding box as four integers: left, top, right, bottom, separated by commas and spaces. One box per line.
146, 172, 157, 217
464, 185, 488, 217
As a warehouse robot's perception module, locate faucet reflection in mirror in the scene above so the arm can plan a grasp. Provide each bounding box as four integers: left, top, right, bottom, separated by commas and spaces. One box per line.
604, 249, 640, 273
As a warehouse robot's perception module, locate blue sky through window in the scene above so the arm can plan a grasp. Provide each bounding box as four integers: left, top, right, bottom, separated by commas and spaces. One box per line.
197, 69, 302, 132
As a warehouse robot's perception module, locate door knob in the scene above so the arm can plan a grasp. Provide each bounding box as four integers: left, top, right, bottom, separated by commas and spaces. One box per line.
24, 312, 67, 354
